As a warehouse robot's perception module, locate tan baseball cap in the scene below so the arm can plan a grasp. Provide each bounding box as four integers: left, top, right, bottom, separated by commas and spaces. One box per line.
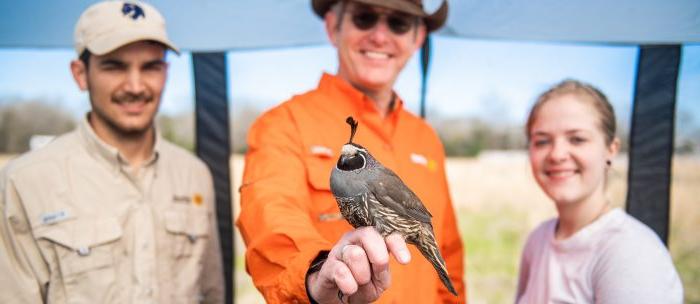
74, 1, 179, 56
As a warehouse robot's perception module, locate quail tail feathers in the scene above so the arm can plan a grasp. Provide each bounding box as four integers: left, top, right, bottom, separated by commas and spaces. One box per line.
414, 225, 458, 296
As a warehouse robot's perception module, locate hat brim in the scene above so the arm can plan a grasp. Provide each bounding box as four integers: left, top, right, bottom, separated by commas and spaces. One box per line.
85, 28, 180, 56
312, 0, 448, 32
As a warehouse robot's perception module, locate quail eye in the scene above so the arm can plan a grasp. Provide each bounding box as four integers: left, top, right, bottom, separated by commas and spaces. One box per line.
338, 154, 366, 171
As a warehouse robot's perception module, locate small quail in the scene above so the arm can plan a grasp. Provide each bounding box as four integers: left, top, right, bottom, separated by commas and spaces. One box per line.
330, 116, 458, 296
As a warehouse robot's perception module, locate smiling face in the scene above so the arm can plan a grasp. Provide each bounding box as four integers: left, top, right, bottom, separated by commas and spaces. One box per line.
71, 41, 168, 140
325, 2, 426, 96
528, 93, 619, 208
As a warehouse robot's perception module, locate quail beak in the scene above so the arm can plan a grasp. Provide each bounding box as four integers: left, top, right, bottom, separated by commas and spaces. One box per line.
338, 154, 350, 168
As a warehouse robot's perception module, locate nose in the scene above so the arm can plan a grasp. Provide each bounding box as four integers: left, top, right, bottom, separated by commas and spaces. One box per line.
547, 139, 569, 163
367, 17, 391, 44
123, 69, 146, 94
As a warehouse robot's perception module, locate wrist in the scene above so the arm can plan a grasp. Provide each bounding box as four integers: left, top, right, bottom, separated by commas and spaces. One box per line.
305, 250, 329, 304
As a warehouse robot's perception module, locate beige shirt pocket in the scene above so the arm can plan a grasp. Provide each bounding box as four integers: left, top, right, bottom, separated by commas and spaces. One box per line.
34, 217, 124, 303
164, 204, 210, 258
163, 205, 211, 300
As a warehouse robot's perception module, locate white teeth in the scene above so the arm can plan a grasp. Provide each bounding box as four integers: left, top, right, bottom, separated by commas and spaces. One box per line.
547, 171, 574, 178
364, 51, 389, 59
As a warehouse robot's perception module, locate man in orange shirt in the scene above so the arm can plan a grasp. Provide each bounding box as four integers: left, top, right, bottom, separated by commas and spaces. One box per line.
236, 0, 465, 303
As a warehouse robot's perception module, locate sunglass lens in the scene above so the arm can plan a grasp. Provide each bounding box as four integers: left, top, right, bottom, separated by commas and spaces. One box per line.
387, 15, 413, 34
352, 11, 379, 30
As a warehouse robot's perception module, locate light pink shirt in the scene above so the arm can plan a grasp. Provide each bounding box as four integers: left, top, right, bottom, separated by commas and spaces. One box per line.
516, 208, 683, 304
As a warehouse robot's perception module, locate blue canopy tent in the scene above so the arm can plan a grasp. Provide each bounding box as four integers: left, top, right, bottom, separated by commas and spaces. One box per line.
2, 1, 699, 302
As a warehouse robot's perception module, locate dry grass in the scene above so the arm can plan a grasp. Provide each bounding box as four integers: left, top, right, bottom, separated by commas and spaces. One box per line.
1, 153, 697, 303
231, 152, 699, 304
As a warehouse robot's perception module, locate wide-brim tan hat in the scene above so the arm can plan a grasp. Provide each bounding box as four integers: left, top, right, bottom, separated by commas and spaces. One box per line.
74, 0, 179, 56
312, 0, 448, 32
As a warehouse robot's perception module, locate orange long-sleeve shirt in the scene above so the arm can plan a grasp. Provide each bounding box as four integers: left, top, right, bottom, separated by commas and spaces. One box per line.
237, 73, 466, 303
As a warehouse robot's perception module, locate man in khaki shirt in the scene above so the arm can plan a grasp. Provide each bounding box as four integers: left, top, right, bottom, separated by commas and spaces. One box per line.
0, 1, 224, 303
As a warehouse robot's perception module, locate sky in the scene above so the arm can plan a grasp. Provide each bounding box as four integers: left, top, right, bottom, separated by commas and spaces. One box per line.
0, 39, 698, 134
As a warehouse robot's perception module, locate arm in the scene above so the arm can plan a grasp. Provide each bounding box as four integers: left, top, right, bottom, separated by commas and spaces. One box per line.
593, 232, 683, 304
0, 171, 47, 303
199, 165, 225, 303
236, 107, 336, 302
514, 238, 531, 303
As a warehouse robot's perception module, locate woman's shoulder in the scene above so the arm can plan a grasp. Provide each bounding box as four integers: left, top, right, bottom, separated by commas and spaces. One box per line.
599, 210, 668, 254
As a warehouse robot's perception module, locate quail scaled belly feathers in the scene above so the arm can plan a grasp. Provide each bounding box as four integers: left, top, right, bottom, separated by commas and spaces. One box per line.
329, 116, 458, 296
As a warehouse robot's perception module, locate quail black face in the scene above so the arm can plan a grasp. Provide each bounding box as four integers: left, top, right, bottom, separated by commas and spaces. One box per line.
337, 144, 367, 171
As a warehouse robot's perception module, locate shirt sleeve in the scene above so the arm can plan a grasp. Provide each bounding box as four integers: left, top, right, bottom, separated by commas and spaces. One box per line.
198, 164, 226, 304
593, 225, 683, 304
236, 106, 334, 303
514, 231, 535, 303
0, 170, 47, 303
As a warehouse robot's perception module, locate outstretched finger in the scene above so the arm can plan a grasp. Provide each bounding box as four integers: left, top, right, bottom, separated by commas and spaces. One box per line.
385, 232, 411, 264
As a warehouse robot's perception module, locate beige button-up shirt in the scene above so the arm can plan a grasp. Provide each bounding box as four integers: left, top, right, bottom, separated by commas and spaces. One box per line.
0, 117, 224, 303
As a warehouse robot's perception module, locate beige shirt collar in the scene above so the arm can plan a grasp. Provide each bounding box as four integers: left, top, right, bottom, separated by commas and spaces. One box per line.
78, 113, 162, 172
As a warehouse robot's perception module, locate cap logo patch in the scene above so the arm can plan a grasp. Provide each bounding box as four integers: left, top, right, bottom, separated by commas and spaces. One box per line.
122, 3, 145, 20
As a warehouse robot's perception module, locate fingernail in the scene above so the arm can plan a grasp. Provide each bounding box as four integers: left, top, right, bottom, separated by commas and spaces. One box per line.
399, 249, 410, 263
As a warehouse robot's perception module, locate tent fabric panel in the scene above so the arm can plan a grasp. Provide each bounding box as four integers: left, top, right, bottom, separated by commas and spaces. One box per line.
193, 52, 234, 304
1, 1, 699, 51
626, 45, 681, 246
446, 0, 700, 44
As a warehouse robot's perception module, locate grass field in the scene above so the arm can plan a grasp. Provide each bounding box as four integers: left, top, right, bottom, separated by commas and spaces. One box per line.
1, 153, 697, 303
231, 152, 699, 304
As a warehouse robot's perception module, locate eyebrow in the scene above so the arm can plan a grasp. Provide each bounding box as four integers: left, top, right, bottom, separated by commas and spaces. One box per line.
97, 58, 127, 68
96, 58, 166, 68
143, 59, 166, 68
531, 129, 591, 136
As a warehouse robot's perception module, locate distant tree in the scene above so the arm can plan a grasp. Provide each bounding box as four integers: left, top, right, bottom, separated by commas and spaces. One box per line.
157, 113, 194, 151
0, 100, 76, 153
230, 103, 263, 154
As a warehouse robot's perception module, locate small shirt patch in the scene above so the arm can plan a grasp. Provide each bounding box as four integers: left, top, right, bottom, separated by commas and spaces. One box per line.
410, 153, 428, 166
173, 195, 191, 203
410, 153, 438, 171
40, 210, 70, 225
193, 193, 203, 206
310, 145, 334, 158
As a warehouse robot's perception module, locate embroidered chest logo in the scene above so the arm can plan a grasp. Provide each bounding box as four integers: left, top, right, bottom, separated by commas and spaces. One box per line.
122, 3, 145, 20
410, 153, 437, 171
173, 193, 204, 206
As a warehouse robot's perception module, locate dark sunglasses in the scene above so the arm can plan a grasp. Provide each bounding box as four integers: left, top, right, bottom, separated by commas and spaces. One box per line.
348, 7, 418, 35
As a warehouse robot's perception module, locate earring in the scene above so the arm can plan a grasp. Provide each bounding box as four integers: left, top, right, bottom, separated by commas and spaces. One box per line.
606, 160, 612, 166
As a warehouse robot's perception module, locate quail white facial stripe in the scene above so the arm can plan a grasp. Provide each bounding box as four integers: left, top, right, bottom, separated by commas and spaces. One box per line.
410, 153, 428, 166
341, 144, 365, 155
310, 145, 334, 157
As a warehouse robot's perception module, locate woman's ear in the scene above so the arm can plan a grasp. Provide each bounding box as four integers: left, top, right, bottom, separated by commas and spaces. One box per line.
607, 137, 621, 160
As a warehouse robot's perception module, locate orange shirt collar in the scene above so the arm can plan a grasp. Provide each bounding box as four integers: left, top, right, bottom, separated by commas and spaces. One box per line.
318, 73, 404, 141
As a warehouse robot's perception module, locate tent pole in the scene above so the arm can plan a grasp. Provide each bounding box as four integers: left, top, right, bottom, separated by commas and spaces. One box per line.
193, 52, 234, 304
626, 45, 681, 246
419, 35, 432, 119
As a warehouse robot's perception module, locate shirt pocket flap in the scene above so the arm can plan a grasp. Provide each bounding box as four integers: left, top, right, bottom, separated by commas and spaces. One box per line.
35, 217, 122, 251
306, 156, 335, 191
164, 206, 209, 237
34, 217, 122, 276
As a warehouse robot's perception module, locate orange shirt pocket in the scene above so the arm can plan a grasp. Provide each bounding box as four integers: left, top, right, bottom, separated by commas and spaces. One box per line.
305, 155, 351, 240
